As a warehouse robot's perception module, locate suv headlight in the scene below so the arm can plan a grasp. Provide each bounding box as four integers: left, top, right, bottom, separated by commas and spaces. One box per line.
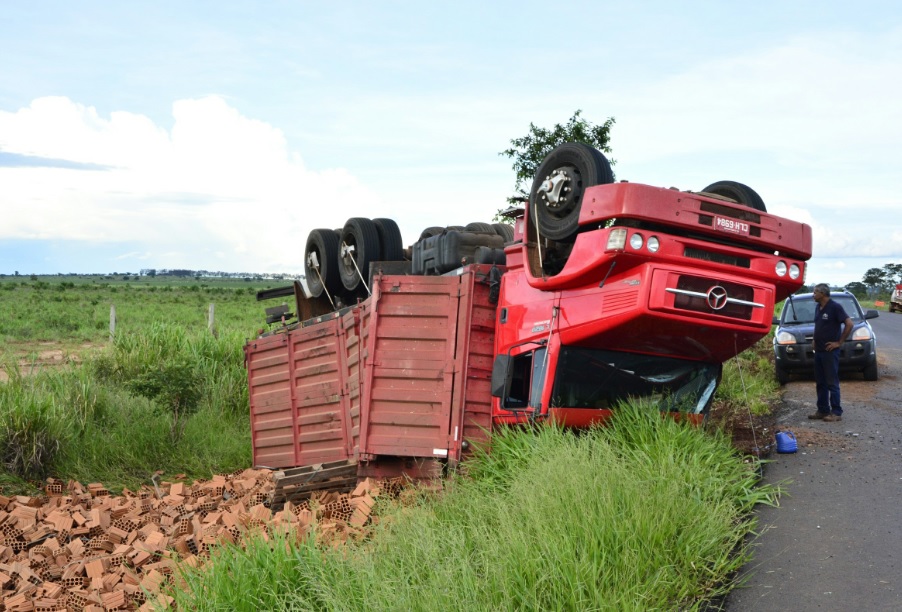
851, 327, 872, 341
775, 331, 797, 345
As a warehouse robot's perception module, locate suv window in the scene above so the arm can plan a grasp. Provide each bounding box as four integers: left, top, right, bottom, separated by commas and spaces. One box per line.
781, 294, 863, 324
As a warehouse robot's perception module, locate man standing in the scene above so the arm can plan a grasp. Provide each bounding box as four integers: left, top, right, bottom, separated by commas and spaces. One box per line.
808, 283, 853, 422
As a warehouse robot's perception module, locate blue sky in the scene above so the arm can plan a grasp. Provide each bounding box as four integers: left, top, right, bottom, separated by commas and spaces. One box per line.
1, 1, 900, 285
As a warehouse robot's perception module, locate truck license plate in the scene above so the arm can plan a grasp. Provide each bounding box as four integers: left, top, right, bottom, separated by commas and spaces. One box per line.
714, 216, 750, 236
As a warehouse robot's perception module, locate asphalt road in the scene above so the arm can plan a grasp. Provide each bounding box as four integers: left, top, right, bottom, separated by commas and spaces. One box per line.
725, 310, 902, 611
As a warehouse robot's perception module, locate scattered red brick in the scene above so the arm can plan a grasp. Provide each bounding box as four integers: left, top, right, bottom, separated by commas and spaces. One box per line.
0, 472, 388, 610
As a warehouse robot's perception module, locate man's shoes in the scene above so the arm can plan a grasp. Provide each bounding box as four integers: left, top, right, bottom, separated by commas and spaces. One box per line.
808, 412, 829, 420
822, 414, 842, 422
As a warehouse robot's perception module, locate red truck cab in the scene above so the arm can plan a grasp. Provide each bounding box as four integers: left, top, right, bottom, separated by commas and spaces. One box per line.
490, 178, 811, 428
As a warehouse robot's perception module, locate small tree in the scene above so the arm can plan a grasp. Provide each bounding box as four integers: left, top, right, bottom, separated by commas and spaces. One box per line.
128, 361, 203, 443
882, 263, 902, 285
500, 110, 616, 207
862, 267, 888, 291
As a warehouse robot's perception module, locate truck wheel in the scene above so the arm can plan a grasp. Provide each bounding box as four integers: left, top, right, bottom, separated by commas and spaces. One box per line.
446, 225, 466, 232
339, 218, 382, 291
492, 222, 515, 243
700, 181, 767, 212
864, 361, 879, 381
465, 222, 495, 234
775, 365, 790, 386
530, 143, 614, 242
305, 229, 342, 298
373, 218, 405, 261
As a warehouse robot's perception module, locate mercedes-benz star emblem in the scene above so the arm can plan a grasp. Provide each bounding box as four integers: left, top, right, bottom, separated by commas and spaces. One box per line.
706, 286, 728, 310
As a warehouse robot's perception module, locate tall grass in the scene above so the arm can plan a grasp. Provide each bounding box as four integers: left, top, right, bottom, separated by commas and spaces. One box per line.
169, 404, 775, 611
715, 334, 780, 415
0, 322, 252, 491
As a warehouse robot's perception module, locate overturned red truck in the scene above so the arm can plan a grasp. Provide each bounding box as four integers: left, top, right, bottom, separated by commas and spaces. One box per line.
245, 143, 812, 484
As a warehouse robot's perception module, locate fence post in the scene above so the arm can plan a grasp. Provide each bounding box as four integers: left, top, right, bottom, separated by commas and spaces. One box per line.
208, 303, 216, 336
109, 304, 116, 341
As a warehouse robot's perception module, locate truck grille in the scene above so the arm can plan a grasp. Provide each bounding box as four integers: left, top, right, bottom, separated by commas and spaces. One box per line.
670, 275, 755, 320
684, 247, 751, 269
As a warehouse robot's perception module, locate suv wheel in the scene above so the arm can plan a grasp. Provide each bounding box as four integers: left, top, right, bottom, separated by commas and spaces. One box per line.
864, 361, 879, 381
776, 365, 790, 386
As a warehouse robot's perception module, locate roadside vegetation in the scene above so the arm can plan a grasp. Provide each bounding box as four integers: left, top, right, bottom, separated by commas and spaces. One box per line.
169, 408, 777, 611
0, 274, 790, 608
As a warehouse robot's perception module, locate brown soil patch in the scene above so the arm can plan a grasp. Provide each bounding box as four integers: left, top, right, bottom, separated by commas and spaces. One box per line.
0, 342, 99, 381
708, 403, 859, 458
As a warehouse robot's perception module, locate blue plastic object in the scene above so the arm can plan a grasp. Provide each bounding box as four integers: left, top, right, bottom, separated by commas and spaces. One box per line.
775, 431, 798, 454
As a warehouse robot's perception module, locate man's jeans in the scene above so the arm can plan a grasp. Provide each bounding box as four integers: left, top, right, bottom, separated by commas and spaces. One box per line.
814, 349, 842, 415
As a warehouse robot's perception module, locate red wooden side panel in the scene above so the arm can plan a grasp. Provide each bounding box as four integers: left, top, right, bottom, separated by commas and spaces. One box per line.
455, 269, 497, 458
360, 275, 462, 459
341, 305, 364, 459
246, 333, 295, 468
290, 319, 351, 467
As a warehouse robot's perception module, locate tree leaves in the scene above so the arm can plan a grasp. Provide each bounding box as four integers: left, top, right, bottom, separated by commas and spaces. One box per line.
499, 110, 616, 206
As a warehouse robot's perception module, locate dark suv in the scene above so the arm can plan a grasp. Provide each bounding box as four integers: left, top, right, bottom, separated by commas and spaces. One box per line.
772, 290, 879, 385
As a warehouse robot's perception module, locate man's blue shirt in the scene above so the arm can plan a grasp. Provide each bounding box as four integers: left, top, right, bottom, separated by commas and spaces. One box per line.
813, 299, 848, 350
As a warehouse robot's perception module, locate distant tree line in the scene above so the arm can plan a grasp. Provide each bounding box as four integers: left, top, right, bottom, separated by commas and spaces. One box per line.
842, 262, 901, 298
138, 269, 301, 280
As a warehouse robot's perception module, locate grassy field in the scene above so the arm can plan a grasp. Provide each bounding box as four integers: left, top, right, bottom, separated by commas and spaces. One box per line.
0, 273, 783, 609
0, 275, 288, 493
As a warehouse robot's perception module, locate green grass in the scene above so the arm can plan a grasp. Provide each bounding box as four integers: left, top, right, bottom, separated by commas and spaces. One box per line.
0, 274, 288, 345
715, 332, 780, 415
167, 405, 776, 611
0, 275, 281, 492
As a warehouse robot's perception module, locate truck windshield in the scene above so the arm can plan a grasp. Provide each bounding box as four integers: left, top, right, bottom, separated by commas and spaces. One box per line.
550, 347, 720, 414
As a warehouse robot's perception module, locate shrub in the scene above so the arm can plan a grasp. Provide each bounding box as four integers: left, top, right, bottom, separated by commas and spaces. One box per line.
128, 361, 204, 442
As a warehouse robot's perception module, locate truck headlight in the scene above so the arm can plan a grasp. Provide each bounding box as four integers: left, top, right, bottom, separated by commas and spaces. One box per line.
789, 264, 801, 279
606, 228, 627, 250
775, 261, 787, 277
629, 233, 644, 250
647, 236, 660, 252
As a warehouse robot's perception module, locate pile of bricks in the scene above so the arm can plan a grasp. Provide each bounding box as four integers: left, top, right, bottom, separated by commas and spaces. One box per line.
0, 470, 381, 611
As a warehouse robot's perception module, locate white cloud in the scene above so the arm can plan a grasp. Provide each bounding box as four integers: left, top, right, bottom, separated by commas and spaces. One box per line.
0, 96, 386, 272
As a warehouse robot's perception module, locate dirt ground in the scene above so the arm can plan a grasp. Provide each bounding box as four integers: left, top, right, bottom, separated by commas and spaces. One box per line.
0, 340, 97, 381
708, 350, 885, 459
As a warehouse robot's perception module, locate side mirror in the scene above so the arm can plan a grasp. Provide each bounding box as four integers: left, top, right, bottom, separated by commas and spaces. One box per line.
491, 354, 513, 398
864, 309, 879, 320
772, 316, 781, 326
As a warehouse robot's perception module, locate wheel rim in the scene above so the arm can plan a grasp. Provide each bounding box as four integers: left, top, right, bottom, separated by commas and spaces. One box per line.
536, 165, 582, 220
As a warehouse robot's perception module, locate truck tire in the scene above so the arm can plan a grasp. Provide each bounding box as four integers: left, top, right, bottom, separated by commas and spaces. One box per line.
775, 364, 790, 386
373, 218, 405, 261
492, 222, 515, 243
339, 218, 382, 291
700, 181, 767, 212
465, 222, 496, 234
305, 229, 342, 298
419, 226, 445, 241
529, 143, 614, 242
864, 361, 879, 381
